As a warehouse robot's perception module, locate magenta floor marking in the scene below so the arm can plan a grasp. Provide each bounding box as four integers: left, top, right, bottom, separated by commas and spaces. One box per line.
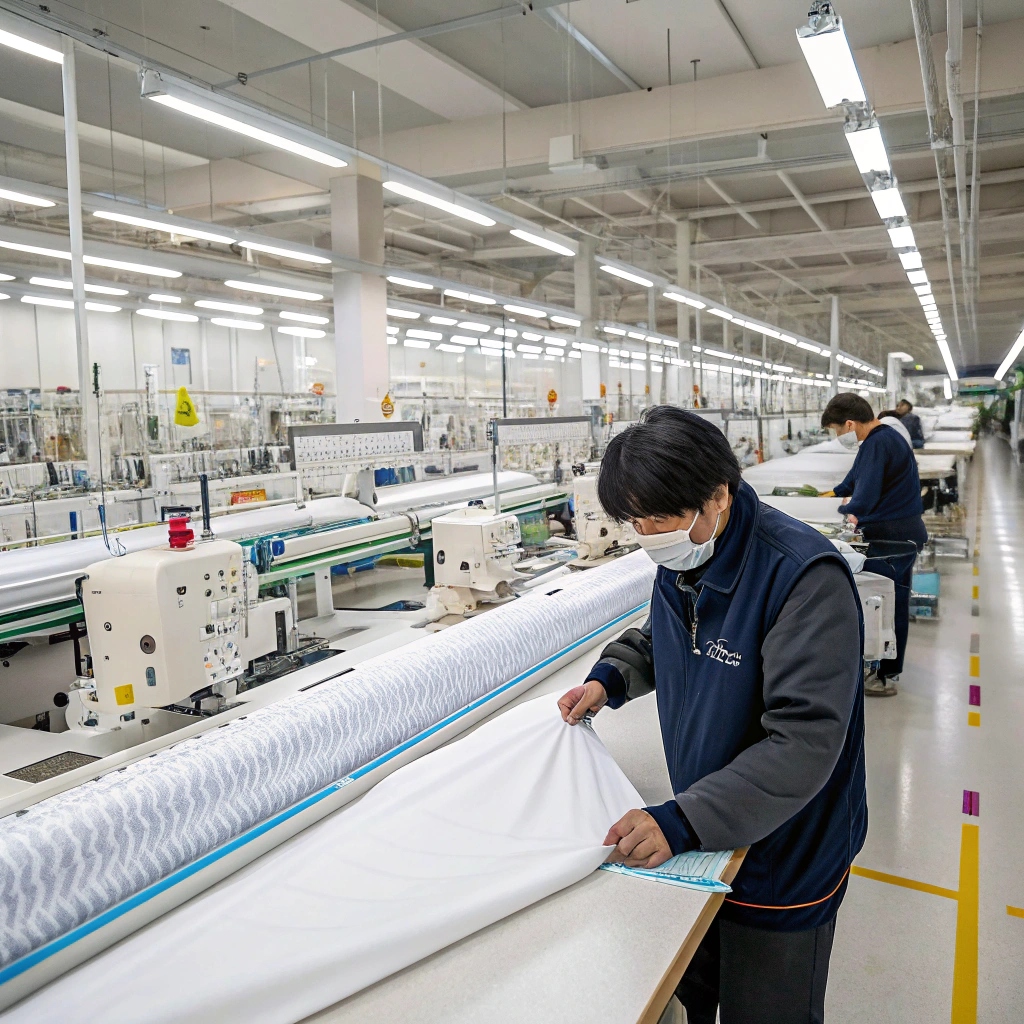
962, 790, 980, 816
969, 685, 981, 706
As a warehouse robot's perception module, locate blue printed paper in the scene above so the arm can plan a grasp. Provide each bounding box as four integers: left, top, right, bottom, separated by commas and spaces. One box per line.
600, 848, 734, 892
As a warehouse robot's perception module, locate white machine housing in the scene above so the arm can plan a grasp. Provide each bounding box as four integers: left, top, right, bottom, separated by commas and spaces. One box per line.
572, 474, 636, 562
855, 570, 898, 663
81, 539, 245, 716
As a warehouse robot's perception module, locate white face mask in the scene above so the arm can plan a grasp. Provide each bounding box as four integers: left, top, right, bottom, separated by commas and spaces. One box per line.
636, 511, 722, 572
836, 429, 859, 449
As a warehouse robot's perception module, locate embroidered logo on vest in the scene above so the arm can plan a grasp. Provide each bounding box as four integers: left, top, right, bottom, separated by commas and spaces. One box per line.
704, 638, 742, 666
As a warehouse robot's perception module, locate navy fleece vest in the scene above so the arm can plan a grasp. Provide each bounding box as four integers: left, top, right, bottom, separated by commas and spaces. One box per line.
652, 481, 867, 929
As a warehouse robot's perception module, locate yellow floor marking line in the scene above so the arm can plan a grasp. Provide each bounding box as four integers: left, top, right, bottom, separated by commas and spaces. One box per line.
968, 655, 980, 677
972, 565, 979, 576
967, 712, 980, 727
971, 585, 979, 600
951, 823, 979, 1024
850, 865, 958, 900
1008, 906, 1024, 919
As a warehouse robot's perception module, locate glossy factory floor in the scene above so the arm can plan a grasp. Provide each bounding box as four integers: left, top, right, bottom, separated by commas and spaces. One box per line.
826, 437, 1024, 1024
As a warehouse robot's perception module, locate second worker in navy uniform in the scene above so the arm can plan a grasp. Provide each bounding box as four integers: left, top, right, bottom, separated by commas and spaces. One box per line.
558, 406, 866, 1024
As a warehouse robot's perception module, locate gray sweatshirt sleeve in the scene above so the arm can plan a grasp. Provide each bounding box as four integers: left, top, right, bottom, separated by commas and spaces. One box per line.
675, 560, 862, 851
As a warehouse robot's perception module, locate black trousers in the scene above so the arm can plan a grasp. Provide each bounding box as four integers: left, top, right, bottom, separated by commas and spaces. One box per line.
861, 515, 927, 679
677, 916, 837, 1024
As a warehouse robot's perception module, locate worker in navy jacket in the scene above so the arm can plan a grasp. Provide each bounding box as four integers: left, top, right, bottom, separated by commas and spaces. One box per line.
558, 406, 866, 1024
823, 393, 926, 696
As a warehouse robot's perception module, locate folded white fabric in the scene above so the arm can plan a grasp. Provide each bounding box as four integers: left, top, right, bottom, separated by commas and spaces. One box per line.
4, 698, 641, 1024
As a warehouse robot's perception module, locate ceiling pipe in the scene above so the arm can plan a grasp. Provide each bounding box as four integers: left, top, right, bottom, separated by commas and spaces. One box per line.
968, 2, 983, 350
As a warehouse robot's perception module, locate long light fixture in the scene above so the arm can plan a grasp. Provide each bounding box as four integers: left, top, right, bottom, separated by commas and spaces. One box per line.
195, 299, 263, 315
995, 328, 1024, 380
443, 288, 495, 305
0, 273, 12, 281
663, 291, 706, 309
906, 269, 928, 285
550, 314, 581, 327
508, 228, 576, 257
386, 307, 419, 320
386, 275, 433, 290
403, 337, 431, 349
795, 5, 866, 108
211, 317, 263, 330
225, 279, 323, 301
0, 27, 63, 63
280, 311, 329, 324
887, 225, 916, 249
869, 187, 907, 219
279, 325, 326, 338
136, 308, 198, 322
239, 240, 331, 265
406, 329, 442, 341
383, 181, 495, 227
0, 187, 55, 208
504, 303, 546, 318
898, 251, 923, 271
29, 276, 128, 296
601, 265, 653, 288
943, 377, 953, 399
844, 124, 890, 174
148, 94, 347, 169
21, 295, 120, 312
429, 315, 459, 325
0, 238, 179, 277
457, 321, 490, 332
148, 293, 180, 302
93, 210, 233, 245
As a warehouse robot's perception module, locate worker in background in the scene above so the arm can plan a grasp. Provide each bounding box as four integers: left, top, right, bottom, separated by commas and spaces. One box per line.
557, 406, 866, 1024
876, 409, 914, 449
895, 399, 926, 448
821, 394, 926, 696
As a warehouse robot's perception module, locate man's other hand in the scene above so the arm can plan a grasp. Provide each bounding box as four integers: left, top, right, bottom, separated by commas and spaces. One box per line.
603, 809, 672, 869
557, 680, 608, 725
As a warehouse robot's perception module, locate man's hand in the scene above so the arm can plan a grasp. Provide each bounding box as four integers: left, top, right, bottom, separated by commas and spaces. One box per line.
557, 680, 608, 725
603, 809, 672, 869
846, 513, 858, 527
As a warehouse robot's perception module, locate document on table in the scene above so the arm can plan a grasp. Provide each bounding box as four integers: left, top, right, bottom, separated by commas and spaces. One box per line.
601, 848, 734, 892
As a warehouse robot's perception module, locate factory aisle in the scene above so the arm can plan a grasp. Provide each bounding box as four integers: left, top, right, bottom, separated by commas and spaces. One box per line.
827, 437, 1024, 1024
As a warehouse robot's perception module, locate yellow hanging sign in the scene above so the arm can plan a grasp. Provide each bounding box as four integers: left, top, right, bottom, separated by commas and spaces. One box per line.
174, 386, 199, 426
547, 388, 558, 406
381, 392, 395, 419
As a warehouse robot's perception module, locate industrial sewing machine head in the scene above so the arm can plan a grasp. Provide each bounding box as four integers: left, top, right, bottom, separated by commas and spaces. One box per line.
572, 473, 636, 564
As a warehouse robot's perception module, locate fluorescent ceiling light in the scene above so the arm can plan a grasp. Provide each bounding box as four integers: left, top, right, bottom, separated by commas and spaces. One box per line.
0, 273, 12, 282
0, 187, 55, 208
224, 280, 323, 301
450, 335, 479, 346
943, 377, 953, 399
386, 275, 433, 290
935, 337, 958, 380
93, 210, 233, 244
21, 295, 120, 312
29, 276, 128, 296
0, 292, 7, 300
899, 251, 923, 270
279, 326, 326, 338
887, 225, 916, 249
796, 16, 866, 108
504, 303, 546, 317
544, 336, 567, 347
521, 332, 543, 341
386, 307, 419, 319
845, 125, 890, 174
195, 299, 263, 315
600, 265, 653, 288
136, 307, 199, 321
148, 293, 181, 303
0, 27, 63, 63
403, 337, 431, 349
429, 316, 458, 325
707, 308, 733, 319
550, 314, 581, 327
280, 310, 329, 324
663, 291, 706, 309
211, 317, 263, 330
906, 270, 928, 285
443, 288, 495, 305
239, 240, 330, 265
509, 228, 576, 257
86, 255, 181, 278
870, 188, 907, 219
517, 344, 543, 353
437, 343, 466, 353
627, 331, 646, 340
914, 284, 933, 297
0, 239, 69, 259
797, 341, 822, 353
406, 328, 442, 340
645, 335, 663, 345
494, 327, 517, 337
149, 94, 346, 168
386, 325, 399, 335
383, 181, 495, 227
603, 326, 627, 335
457, 321, 490, 332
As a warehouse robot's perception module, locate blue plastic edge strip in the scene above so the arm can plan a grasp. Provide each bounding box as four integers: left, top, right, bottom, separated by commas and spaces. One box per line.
0, 599, 649, 988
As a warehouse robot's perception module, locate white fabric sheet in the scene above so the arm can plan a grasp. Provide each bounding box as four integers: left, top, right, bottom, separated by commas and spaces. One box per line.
4, 698, 640, 1024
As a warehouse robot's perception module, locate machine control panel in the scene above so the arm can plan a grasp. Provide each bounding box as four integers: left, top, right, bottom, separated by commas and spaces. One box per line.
288, 422, 424, 468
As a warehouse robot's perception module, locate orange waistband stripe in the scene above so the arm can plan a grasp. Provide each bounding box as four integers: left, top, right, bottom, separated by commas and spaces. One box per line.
724, 869, 850, 910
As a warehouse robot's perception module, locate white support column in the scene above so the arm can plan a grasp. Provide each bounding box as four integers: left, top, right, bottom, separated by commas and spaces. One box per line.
61, 37, 100, 480
331, 160, 389, 423
645, 287, 655, 405
676, 219, 693, 407
314, 567, 334, 618
829, 295, 840, 397
574, 236, 601, 403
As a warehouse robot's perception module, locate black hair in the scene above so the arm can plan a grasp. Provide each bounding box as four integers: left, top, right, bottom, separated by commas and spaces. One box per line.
597, 405, 741, 522
897, 399, 913, 411
877, 409, 900, 419
821, 393, 875, 429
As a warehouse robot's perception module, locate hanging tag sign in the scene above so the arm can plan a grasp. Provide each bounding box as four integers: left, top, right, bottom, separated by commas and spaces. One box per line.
173, 386, 199, 426
381, 393, 395, 419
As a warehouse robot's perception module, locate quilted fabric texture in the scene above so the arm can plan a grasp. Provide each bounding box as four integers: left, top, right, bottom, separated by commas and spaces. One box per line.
0, 552, 655, 968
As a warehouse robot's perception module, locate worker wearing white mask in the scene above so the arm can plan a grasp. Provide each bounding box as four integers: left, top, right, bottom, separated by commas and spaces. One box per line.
557, 406, 865, 1024
822, 393, 926, 697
